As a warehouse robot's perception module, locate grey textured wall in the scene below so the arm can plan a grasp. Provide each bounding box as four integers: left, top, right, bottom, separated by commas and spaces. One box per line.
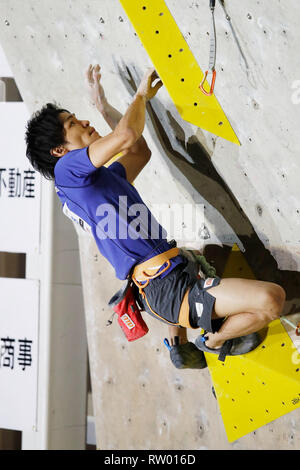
1, 0, 299, 449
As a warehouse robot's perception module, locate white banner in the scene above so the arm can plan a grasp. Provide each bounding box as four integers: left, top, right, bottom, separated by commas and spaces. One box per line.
0, 102, 41, 253
0, 278, 39, 431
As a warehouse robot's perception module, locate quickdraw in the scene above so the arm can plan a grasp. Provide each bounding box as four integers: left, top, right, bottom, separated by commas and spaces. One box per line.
199, 0, 250, 96
282, 317, 300, 337
199, 0, 217, 96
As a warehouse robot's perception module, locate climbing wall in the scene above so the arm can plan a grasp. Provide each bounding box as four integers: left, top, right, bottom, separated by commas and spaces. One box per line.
1, 0, 300, 449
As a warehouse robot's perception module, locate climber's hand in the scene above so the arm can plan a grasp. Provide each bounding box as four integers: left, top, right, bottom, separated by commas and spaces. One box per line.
86, 64, 107, 112
136, 67, 163, 101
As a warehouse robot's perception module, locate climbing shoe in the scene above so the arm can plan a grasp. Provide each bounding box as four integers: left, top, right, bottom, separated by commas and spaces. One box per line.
164, 339, 208, 369
194, 332, 262, 362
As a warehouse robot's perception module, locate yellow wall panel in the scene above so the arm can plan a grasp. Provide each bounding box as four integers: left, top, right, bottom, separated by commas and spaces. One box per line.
120, 0, 240, 145
207, 244, 300, 442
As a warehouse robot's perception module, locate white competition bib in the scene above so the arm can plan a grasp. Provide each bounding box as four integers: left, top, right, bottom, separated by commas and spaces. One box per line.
62, 202, 92, 234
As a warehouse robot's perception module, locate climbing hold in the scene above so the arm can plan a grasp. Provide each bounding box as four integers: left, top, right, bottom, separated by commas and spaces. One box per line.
119, 0, 240, 145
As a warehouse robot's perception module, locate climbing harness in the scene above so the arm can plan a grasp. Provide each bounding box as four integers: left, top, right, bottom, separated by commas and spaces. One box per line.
131, 246, 196, 328
199, 0, 217, 96
108, 244, 220, 337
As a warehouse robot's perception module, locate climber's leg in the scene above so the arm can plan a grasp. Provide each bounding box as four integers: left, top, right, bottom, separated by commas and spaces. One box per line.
200, 278, 286, 349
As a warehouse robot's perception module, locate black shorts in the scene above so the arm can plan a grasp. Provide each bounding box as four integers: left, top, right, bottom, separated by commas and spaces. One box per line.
133, 256, 222, 333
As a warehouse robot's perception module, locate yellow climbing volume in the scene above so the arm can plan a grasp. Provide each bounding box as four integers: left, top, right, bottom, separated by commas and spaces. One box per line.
206, 244, 300, 442
119, 0, 240, 145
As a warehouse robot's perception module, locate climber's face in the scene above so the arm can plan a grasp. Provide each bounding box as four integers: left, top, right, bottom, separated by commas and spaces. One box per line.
50, 111, 101, 157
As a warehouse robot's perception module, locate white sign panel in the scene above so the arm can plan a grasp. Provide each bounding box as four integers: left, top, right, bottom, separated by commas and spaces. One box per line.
0, 278, 39, 431
0, 102, 41, 253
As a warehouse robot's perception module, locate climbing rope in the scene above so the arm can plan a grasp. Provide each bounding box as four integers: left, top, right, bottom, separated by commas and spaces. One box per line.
218, 0, 250, 72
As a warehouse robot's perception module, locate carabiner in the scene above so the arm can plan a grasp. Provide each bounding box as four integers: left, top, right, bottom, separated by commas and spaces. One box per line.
199, 69, 217, 96
199, 0, 217, 96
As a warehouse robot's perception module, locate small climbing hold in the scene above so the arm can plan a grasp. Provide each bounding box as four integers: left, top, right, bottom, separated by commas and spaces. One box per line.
256, 205, 263, 216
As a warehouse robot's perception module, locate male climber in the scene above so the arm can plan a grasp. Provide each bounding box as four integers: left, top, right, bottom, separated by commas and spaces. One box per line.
25, 64, 286, 368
